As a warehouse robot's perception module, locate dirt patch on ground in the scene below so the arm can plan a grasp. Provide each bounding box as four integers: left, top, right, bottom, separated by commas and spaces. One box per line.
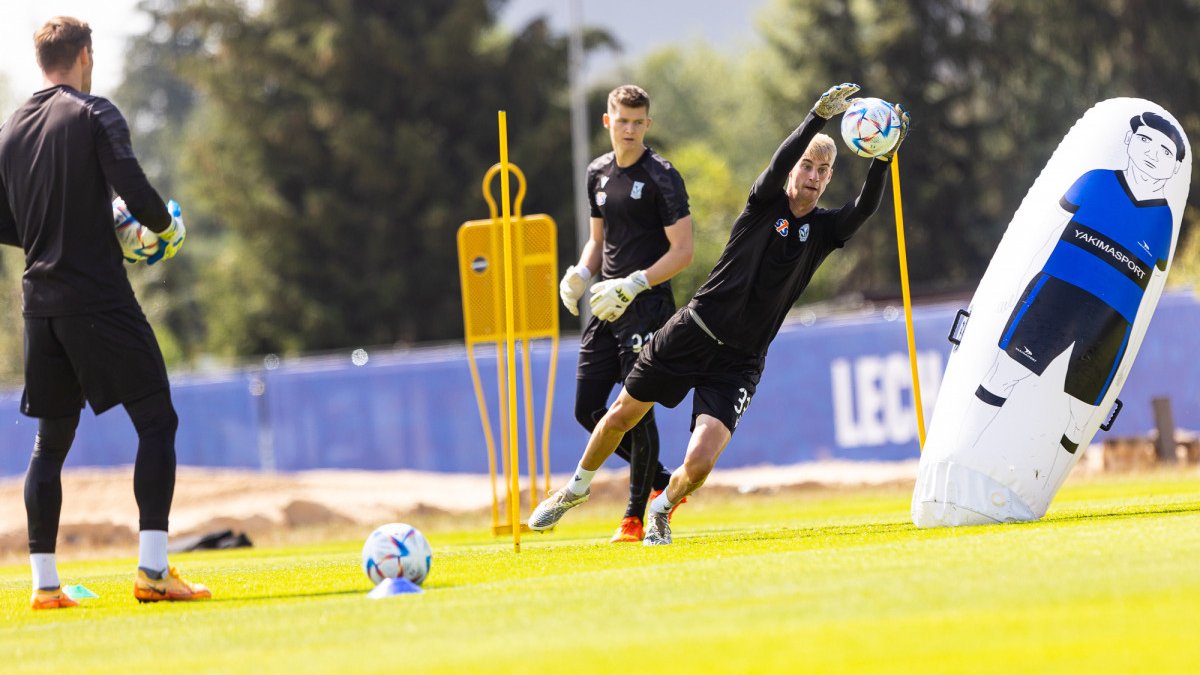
0, 461, 919, 562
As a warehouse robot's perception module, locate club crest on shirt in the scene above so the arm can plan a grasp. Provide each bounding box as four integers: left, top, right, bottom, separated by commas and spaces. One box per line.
596, 191, 607, 206
631, 181, 645, 200
775, 218, 789, 237
798, 223, 810, 242
600, 176, 609, 188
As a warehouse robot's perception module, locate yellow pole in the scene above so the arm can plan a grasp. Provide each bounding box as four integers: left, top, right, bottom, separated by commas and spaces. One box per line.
891, 154, 926, 448
498, 111, 522, 551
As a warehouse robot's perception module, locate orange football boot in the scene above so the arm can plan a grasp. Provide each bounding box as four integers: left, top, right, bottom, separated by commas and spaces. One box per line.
31, 587, 79, 610
609, 516, 644, 543
134, 566, 212, 603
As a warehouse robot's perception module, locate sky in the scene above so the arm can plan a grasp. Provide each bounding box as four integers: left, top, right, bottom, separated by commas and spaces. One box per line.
0, 0, 769, 104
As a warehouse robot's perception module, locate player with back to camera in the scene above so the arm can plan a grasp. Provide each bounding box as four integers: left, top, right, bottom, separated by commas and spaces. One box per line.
0, 16, 208, 608
558, 85, 694, 543
534, 83, 910, 545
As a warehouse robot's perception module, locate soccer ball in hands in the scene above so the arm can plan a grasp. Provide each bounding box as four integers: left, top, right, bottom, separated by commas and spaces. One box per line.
112, 197, 160, 263
840, 97, 903, 158
361, 523, 433, 586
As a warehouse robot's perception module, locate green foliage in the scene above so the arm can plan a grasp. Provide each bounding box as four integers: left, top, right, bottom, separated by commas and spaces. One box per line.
3, 475, 1200, 672
166, 0, 583, 354
663, 141, 744, 303
112, 0, 210, 366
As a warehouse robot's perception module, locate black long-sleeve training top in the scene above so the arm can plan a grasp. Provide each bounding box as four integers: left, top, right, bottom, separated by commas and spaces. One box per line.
688, 112, 889, 357
0, 84, 168, 316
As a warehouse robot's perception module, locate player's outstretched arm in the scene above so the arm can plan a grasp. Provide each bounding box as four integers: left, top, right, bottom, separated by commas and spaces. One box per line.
833, 103, 911, 242
750, 83, 860, 202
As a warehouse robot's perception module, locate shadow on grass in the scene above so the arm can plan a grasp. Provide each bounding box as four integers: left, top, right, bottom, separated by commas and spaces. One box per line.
207, 587, 365, 603
1042, 500, 1200, 524
679, 499, 1200, 546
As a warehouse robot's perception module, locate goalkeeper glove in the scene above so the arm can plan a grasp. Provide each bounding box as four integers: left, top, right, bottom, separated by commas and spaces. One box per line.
145, 199, 186, 265
878, 104, 911, 161
589, 270, 650, 322
813, 82, 861, 119
559, 264, 591, 316
112, 197, 158, 263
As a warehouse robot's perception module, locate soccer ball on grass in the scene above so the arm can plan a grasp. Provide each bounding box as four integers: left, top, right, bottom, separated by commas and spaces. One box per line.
361, 522, 433, 586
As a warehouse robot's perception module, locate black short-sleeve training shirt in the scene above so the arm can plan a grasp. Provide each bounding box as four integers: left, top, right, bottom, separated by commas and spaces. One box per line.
587, 147, 690, 290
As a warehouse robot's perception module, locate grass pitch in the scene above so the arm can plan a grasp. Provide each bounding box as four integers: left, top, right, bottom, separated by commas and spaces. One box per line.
3, 472, 1200, 674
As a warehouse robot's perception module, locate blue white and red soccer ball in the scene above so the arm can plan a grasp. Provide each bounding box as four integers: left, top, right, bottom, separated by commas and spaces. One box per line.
362, 522, 433, 586
840, 97, 902, 158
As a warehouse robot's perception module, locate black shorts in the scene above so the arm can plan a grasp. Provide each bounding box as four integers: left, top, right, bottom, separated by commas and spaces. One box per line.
22, 305, 170, 418
999, 274, 1130, 405
624, 307, 765, 434
576, 289, 674, 384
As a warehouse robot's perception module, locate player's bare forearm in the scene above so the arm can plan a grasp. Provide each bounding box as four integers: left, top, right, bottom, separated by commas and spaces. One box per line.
643, 215, 694, 286
576, 216, 604, 273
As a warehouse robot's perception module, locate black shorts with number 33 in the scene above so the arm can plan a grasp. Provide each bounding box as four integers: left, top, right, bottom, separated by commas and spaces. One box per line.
624, 307, 764, 434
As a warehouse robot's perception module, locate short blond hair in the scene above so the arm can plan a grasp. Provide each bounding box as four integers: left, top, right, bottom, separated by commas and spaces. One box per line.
805, 133, 837, 165
34, 16, 91, 73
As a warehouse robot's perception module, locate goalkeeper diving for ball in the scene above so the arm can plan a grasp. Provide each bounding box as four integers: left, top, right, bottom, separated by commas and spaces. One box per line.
531, 83, 910, 545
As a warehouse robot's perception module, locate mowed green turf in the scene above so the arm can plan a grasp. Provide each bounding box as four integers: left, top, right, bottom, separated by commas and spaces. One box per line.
3, 473, 1200, 674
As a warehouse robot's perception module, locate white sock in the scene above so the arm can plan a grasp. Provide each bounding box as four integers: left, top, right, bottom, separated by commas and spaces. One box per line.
31, 553, 60, 591
649, 491, 674, 515
566, 463, 596, 496
138, 530, 169, 573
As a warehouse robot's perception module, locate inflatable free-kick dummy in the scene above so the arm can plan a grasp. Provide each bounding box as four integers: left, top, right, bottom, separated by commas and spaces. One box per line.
913, 98, 1191, 527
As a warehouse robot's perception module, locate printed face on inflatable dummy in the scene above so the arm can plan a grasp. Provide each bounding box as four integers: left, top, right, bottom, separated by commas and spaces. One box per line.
1125, 124, 1182, 183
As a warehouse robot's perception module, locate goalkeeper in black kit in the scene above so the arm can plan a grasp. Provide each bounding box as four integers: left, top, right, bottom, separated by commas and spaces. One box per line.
530, 83, 910, 545
0, 16, 208, 609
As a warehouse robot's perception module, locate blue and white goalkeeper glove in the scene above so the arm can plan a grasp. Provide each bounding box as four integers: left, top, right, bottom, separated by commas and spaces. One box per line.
589, 270, 649, 322
145, 199, 186, 266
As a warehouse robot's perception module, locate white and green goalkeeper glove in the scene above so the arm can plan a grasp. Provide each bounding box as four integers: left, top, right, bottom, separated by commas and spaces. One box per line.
813, 82, 861, 119
559, 264, 592, 316
878, 104, 911, 161
589, 270, 650, 322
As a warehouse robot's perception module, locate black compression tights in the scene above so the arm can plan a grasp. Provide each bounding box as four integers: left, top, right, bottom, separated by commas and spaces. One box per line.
24, 390, 179, 553
24, 414, 79, 554
575, 378, 671, 519
127, 390, 178, 533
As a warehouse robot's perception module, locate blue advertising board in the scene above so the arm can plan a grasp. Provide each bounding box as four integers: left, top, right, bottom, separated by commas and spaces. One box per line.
2, 291, 1196, 477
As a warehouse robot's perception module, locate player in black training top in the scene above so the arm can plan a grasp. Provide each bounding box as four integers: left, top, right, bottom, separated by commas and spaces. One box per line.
0, 16, 208, 609
558, 85, 694, 543
532, 83, 910, 544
